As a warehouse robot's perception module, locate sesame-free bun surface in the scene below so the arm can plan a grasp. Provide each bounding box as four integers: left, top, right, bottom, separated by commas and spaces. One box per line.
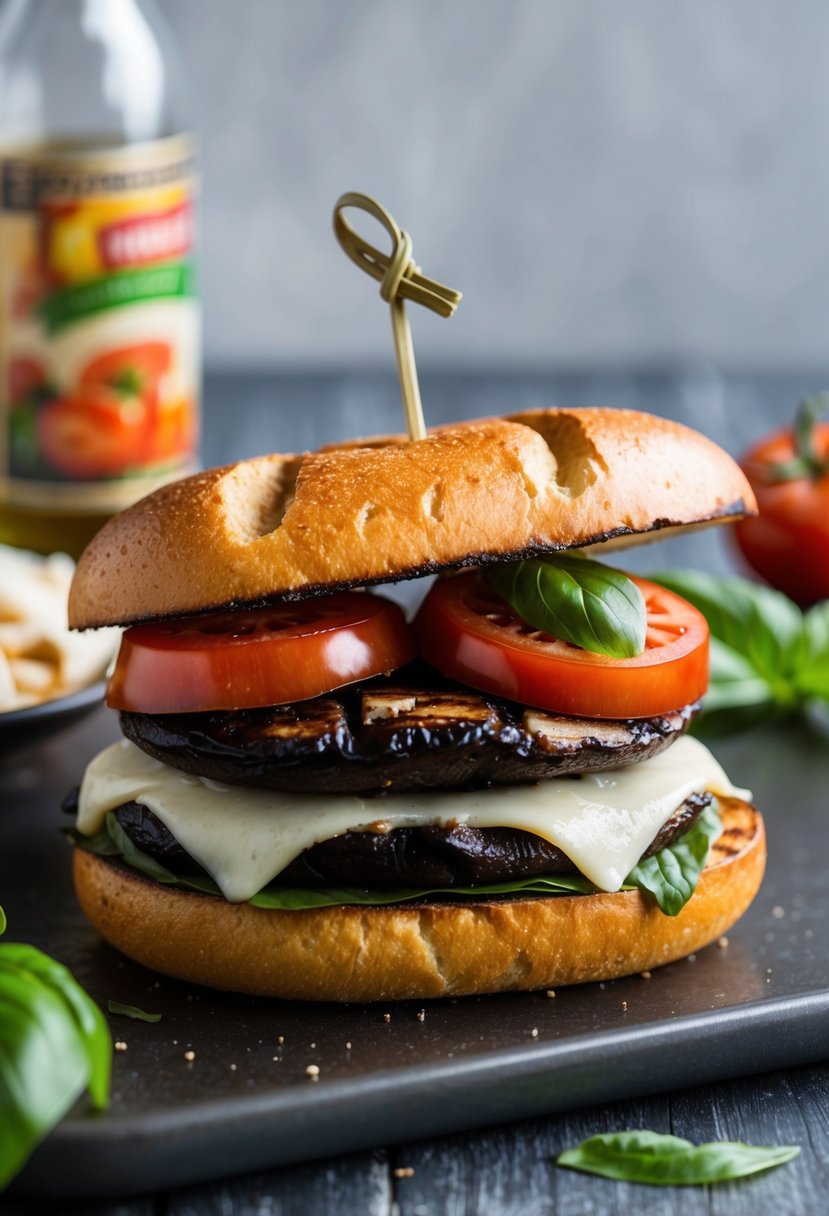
69, 408, 756, 629
72, 798, 764, 1002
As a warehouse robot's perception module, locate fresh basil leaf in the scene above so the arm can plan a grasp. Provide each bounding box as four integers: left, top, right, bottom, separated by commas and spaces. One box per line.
651, 570, 805, 690
0, 943, 111, 1189
0, 907, 5, 936
557, 1130, 800, 1185
626, 803, 721, 916
689, 640, 778, 734
648, 569, 824, 733
1, 944, 110, 1109
107, 1000, 161, 1023
705, 638, 775, 711
488, 554, 646, 658
799, 601, 829, 700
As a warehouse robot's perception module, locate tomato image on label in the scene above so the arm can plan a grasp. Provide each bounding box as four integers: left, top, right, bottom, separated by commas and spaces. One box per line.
1, 141, 199, 507
35, 342, 178, 480
80, 342, 171, 393
37, 386, 150, 479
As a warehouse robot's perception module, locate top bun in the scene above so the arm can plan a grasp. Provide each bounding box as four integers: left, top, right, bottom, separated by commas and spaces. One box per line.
69, 409, 756, 629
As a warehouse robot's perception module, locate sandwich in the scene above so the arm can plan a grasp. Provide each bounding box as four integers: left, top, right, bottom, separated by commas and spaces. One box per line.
65, 407, 766, 1002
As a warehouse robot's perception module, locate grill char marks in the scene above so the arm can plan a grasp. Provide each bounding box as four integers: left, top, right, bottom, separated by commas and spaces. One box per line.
112, 793, 712, 888
120, 668, 699, 795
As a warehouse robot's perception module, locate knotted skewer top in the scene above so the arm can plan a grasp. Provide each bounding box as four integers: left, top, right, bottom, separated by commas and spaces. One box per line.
333, 192, 462, 441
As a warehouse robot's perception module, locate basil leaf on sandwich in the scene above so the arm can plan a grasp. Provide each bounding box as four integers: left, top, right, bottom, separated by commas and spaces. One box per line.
487, 554, 647, 658
626, 802, 721, 917
557, 1130, 800, 1185
69, 802, 722, 917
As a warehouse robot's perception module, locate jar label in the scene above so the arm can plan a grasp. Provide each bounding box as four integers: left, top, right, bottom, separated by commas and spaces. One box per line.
0, 134, 199, 512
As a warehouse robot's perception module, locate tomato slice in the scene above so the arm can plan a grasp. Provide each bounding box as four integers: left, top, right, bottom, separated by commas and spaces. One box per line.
107, 593, 416, 714
413, 573, 709, 719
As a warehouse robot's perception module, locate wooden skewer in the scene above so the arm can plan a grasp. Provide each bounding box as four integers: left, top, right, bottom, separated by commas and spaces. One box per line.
333, 192, 462, 442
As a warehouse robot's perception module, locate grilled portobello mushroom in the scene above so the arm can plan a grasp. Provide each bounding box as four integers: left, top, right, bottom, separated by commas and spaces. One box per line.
82, 792, 711, 888
120, 667, 698, 795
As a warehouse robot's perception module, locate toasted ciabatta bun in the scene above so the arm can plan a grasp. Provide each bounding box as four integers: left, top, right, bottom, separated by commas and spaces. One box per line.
72, 798, 764, 1002
69, 408, 756, 629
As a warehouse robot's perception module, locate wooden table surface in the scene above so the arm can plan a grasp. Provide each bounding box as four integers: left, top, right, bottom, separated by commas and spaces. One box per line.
8, 1071, 828, 1215
5, 367, 829, 1215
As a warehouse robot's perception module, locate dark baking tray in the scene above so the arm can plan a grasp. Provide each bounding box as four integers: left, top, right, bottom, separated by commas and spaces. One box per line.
3, 708, 828, 1198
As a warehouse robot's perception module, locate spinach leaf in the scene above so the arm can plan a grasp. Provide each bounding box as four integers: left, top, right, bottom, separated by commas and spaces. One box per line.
627, 802, 721, 916
488, 554, 646, 658
108, 1000, 161, 1023
557, 1130, 800, 1185
0, 939, 110, 1189
105, 812, 181, 883
64, 822, 119, 856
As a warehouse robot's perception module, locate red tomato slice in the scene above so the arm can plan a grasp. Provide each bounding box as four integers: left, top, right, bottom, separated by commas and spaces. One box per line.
107, 593, 416, 714
413, 573, 709, 719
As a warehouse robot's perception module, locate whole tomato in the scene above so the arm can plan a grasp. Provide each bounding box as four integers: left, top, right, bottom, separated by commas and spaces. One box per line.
734, 394, 829, 607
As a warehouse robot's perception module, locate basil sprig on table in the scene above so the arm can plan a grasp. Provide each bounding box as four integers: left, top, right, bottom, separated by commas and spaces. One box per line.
71, 802, 721, 917
487, 554, 647, 658
557, 1130, 800, 1185
0, 907, 111, 1189
650, 570, 829, 733
107, 999, 161, 1023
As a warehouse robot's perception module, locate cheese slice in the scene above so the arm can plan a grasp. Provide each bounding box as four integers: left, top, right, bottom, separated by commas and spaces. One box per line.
77, 736, 750, 903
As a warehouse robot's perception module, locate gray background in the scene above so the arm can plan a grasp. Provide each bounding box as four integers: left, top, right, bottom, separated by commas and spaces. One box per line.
160, 0, 829, 371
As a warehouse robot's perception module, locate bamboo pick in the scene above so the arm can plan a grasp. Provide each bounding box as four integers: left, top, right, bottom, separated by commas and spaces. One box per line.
333, 192, 462, 441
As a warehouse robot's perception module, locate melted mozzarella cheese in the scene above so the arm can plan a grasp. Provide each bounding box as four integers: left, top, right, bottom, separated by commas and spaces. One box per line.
77, 736, 750, 903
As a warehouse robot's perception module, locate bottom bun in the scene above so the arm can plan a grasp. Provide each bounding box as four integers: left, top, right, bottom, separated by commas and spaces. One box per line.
72, 798, 765, 1002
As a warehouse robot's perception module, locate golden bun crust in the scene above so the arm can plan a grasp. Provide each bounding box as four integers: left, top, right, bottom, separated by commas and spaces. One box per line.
69, 408, 756, 628
72, 798, 765, 1002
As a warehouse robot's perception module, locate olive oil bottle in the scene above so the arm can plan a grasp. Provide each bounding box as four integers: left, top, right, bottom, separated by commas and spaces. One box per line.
0, 0, 200, 558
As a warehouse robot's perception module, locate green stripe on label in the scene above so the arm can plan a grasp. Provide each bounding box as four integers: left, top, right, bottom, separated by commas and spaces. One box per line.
39, 263, 195, 333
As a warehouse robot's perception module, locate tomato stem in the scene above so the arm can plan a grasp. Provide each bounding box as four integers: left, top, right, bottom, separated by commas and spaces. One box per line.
770, 392, 829, 481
